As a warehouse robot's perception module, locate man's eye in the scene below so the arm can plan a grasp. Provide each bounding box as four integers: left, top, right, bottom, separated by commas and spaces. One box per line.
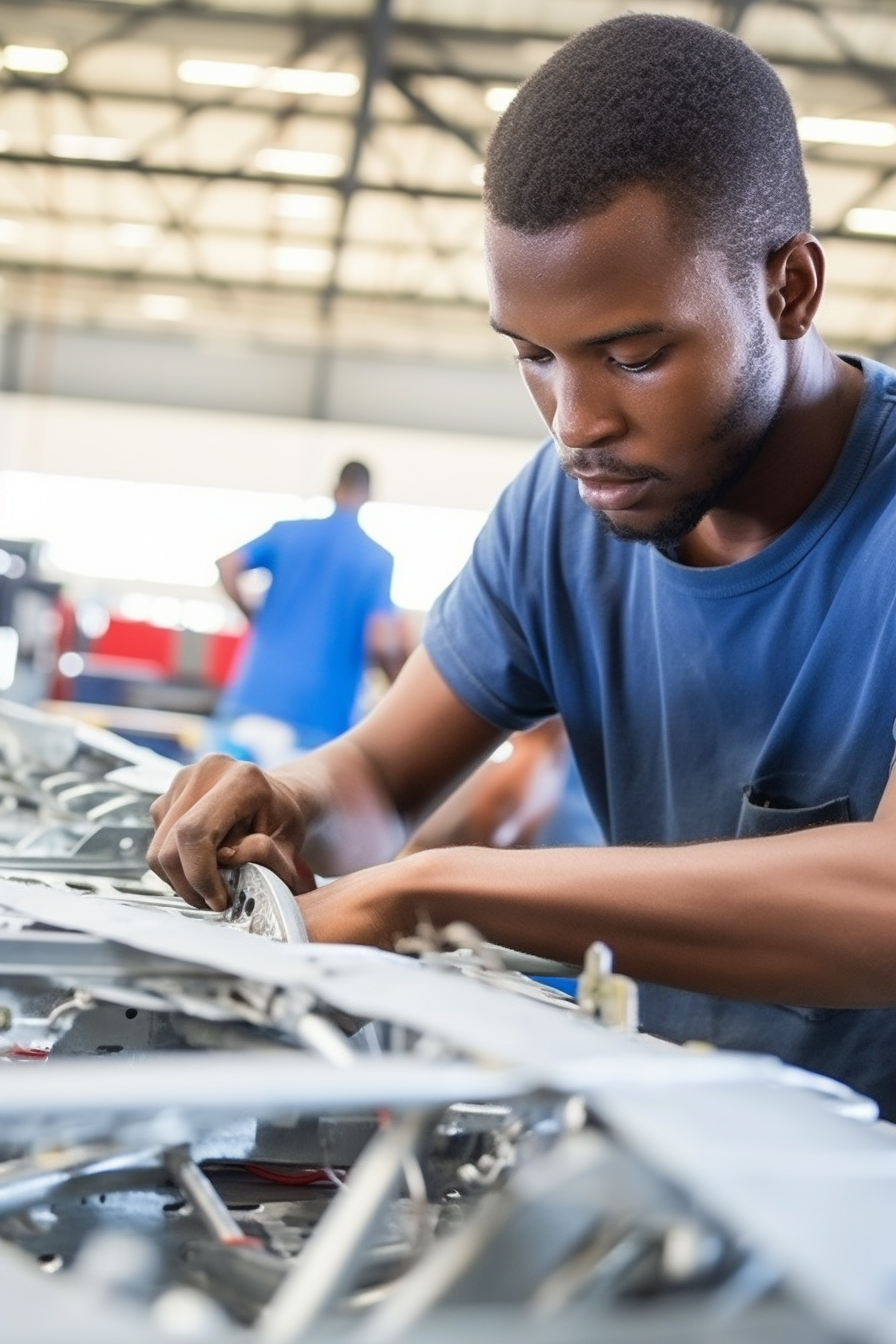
612, 352, 661, 373
513, 350, 552, 364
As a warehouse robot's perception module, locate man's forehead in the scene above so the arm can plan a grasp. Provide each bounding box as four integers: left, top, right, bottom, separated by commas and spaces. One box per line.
484, 199, 747, 344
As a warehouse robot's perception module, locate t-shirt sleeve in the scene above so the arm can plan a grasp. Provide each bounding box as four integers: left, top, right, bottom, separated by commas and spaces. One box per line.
423, 451, 558, 732
241, 525, 279, 572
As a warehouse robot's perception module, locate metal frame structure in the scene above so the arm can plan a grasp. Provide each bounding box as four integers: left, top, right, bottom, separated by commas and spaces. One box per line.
3, 0, 896, 369
0, 702, 892, 1341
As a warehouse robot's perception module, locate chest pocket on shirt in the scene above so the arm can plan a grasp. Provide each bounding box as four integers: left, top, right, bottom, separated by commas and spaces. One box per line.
736, 781, 850, 838
736, 779, 850, 1023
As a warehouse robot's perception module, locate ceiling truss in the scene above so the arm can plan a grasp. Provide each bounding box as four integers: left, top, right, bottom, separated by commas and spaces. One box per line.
3, 0, 896, 365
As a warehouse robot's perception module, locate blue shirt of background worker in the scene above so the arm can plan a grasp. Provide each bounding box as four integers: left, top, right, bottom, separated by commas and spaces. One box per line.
215, 461, 404, 762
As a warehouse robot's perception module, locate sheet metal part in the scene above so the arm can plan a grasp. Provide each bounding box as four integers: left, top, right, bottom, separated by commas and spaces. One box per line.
0, 708, 892, 1344
0, 701, 174, 875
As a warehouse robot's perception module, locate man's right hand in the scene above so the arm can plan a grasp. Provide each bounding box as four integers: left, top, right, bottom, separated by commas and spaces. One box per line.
147, 754, 311, 911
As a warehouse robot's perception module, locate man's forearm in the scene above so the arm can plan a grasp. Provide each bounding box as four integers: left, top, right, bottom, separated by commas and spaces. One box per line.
272, 735, 410, 876
364, 820, 896, 1007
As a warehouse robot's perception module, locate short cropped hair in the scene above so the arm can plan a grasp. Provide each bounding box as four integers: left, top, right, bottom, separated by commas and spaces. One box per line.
484, 14, 810, 270
337, 460, 371, 493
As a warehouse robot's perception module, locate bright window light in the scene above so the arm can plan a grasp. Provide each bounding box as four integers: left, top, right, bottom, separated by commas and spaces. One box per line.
0, 474, 484, 613
110, 222, 158, 248
76, 601, 110, 640
470, 162, 485, 187
256, 148, 344, 177
264, 68, 359, 97
2, 45, 68, 74
272, 245, 332, 273
178, 59, 261, 88
149, 596, 183, 629
274, 192, 333, 219
360, 501, 486, 612
0, 628, 18, 691
0, 474, 308, 588
180, 599, 228, 634
0, 628, 18, 693
177, 61, 358, 97
57, 651, 85, 679
485, 85, 517, 112
797, 116, 896, 147
0, 550, 26, 579
845, 206, 896, 236
49, 134, 133, 161
0, 219, 21, 244
138, 293, 189, 321
0, 130, 11, 153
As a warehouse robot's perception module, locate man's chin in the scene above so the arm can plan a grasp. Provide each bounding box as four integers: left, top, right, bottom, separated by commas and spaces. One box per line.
587, 487, 715, 548
591, 507, 690, 548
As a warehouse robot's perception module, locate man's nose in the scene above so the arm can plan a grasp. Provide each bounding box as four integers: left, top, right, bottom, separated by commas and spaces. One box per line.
550, 365, 625, 449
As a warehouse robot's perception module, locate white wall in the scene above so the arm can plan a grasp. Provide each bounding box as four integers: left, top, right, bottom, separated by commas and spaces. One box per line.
0, 391, 536, 510
0, 391, 541, 613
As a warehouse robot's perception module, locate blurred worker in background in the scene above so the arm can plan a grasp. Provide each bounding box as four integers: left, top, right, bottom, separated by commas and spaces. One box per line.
209, 461, 406, 767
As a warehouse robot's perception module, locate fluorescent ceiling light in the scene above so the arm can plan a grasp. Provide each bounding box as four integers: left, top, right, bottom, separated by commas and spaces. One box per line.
845, 206, 896, 236
272, 245, 333, 273
256, 148, 343, 177
274, 192, 333, 219
0, 131, 11, 153
798, 116, 896, 147
177, 59, 358, 97
178, 59, 261, 88
110, 222, 158, 247
49, 134, 133, 161
139, 293, 189, 321
264, 68, 359, 97
470, 162, 485, 187
2, 45, 68, 74
0, 219, 21, 244
485, 85, 517, 112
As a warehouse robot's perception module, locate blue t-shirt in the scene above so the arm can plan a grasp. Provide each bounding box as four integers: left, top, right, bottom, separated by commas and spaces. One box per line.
425, 355, 896, 1116
220, 511, 394, 744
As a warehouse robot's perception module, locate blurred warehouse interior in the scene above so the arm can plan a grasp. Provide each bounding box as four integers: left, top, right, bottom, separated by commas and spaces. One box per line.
2, 0, 896, 754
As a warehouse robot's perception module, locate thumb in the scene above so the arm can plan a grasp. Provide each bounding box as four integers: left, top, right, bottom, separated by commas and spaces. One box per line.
216, 835, 315, 896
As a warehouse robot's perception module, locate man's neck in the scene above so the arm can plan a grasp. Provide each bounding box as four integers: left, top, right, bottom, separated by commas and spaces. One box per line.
678, 339, 864, 569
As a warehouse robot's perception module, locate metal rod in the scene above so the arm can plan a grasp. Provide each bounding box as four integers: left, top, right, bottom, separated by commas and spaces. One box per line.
260, 1109, 433, 1342
164, 1146, 254, 1247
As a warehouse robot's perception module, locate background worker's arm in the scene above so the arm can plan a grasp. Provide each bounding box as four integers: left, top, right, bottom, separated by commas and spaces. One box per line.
297, 760, 896, 1010
148, 646, 504, 911
366, 609, 409, 684
215, 548, 254, 622
401, 718, 570, 852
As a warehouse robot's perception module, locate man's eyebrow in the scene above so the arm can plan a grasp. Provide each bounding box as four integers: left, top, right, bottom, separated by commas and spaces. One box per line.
490, 319, 668, 346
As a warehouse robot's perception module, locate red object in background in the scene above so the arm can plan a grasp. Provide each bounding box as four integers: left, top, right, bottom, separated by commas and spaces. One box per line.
204, 629, 246, 689
92, 617, 179, 676
49, 610, 247, 700
49, 596, 78, 699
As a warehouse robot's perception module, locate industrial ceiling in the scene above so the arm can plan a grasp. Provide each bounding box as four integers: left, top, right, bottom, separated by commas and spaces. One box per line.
3, 0, 896, 370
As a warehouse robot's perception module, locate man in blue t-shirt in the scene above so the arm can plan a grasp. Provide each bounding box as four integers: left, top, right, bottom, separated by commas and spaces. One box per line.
211, 461, 405, 765
151, 18, 896, 1116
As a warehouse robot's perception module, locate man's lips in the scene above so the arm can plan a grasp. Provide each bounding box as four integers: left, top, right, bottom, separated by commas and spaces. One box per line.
574, 474, 653, 511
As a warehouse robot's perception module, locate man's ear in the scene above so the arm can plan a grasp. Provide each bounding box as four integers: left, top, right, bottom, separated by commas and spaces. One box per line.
765, 232, 825, 339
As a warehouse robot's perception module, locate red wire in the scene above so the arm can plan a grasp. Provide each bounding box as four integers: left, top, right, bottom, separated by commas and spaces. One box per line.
240, 1164, 345, 1186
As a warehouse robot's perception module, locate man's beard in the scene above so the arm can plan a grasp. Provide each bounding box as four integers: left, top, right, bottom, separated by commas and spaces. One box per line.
590, 323, 783, 549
